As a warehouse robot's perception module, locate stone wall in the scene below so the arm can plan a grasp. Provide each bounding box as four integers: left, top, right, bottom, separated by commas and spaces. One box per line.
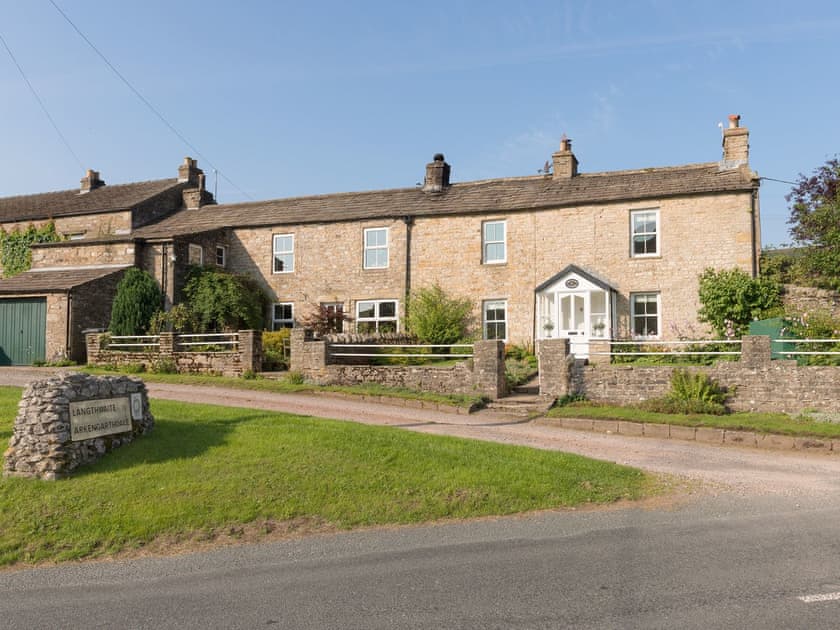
783, 284, 840, 318
30, 239, 137, 269
539, 335, 840, 414
290, 329, 506, 399
86, 330, 261, 377
3, 372, 154, 480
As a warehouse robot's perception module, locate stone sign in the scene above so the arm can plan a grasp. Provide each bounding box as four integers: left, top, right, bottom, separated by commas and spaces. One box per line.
3, 372, 154, 480
70, 397, 132, 441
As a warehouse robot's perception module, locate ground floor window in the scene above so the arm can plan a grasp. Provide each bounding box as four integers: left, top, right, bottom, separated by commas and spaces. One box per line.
630, 292, 660, 337
272, 302, 294, 329
483, 299, 507, 340
356, 299, 397, 333
321, 302, 346, 333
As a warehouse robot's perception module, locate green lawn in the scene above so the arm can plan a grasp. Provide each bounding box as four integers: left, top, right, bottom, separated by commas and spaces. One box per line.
0, 387, 649, 567
547, 403, 840, 439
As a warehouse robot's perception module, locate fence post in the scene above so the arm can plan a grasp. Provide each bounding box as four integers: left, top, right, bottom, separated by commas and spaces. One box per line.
159, 333, 175, 356
537, 338, 572, 398
473, 340, 507, 400
85, 332, 104, 364
740, 335, 772, 367
290, 328, 328, 378
237, 330, 262, 373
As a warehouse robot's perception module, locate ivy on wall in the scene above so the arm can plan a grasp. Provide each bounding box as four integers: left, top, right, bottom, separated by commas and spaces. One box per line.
0, 222, 63, 277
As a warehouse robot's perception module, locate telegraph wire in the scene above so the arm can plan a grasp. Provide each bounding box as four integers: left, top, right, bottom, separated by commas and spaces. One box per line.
0, 29, 85, 171
48, 0, 253, 201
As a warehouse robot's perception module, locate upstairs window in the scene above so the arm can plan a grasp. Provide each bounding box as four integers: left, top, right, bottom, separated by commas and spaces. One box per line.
215, 245, 227, 267
363, 228, 389, 269
273, 234, 294, 273
630, 209, 659, 257
483, 220, 506, 264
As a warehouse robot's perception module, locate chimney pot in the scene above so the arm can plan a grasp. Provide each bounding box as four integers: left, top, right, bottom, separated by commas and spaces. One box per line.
722, 114, 749, 165
728, 114, 741, 129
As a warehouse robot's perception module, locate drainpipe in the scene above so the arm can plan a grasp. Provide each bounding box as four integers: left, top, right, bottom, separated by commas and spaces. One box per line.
65, 289, 73, 361
750, 187, 759, 278
161, 243, 169, 311
402, 216, 414, 325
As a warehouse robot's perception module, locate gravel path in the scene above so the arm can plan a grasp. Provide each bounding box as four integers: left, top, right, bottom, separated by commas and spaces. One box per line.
4, 367, 839, 497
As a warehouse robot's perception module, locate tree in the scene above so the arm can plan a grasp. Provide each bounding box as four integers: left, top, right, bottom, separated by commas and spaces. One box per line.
786, 158, 840, 288
697, 268, 782, 338
181, 266, 268, 332
405, 284, 473, 345
109, 268, 163, 336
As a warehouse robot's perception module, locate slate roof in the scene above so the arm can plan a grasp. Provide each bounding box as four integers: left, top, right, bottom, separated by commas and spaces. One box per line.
0, 179, 184, 223
0, 266, 130, 294
134, 161, 757, 239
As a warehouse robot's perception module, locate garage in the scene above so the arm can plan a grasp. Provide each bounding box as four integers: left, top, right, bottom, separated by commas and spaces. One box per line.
0, 297, 46, 366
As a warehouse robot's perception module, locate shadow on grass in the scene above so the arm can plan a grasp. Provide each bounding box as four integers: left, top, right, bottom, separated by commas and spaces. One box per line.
72, 413, 270, 476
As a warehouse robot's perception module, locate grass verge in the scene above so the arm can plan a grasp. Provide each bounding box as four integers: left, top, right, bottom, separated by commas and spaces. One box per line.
82, 367, 485, 409
0, 387, 650, 568
547, 403, 840, 439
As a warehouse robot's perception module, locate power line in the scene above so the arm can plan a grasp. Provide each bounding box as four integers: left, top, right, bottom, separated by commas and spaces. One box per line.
0, 29, 85, 171
48, 0, 253, 201
760, 176, 797, 186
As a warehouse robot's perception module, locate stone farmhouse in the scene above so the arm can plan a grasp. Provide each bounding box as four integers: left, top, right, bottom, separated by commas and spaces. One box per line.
0, 115, 759, 365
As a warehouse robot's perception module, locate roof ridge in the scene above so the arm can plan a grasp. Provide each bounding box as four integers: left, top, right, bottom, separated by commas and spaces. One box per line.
0, 177, 179, 203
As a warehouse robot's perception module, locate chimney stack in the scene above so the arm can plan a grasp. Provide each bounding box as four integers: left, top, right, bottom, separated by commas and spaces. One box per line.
552, 135, 578, 178
722, 114, 749, 165
422, 153, 451, 193
79, 169, 105, 193
182, 169, 214, 210
177, 156, 202, 185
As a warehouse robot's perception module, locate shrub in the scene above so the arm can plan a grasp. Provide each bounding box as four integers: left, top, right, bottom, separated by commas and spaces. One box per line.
504, 344, 538, 388
697, 267, 783, 338
405, 285, 473, 345
0, 221, 62, 277
150, 357, 178, 374
109, 268, 163, 336
285, 371, 305, 385
641, 369, 728, 415
149, 303, 198, 334
241, 369, 258, 380
182, 266, 269, 332
298, 303, 353, 336
262, 329, 291, 370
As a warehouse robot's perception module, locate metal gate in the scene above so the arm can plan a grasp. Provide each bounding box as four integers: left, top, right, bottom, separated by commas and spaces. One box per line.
0, 298, 47, 365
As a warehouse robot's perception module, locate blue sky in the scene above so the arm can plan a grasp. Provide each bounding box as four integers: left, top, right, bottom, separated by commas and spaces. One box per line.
1, 1, 839, 246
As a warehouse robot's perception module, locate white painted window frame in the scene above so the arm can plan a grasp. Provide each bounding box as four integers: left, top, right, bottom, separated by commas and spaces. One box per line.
363, 227, 389, 269
630, 209, 660, 258
482, 220, 507, 264
272, 302, 295, 329
355, 299, 398, 333
482, 299, 508, 340
215, 244, 227, 267
273, 234, 295, 274
630, 292, 661, 339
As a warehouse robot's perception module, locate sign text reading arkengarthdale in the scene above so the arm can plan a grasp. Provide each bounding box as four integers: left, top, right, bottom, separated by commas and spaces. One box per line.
70, 397, 131, 441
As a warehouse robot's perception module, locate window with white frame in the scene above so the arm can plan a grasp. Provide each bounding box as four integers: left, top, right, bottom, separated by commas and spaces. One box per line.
483, 299, 507, 340
188, 243, 203, 265
272, 302, 294, 329
273, 234, 294, 273
630, 209, 659, 257
363, 227, 389, 269
630, 292, 660, 338
482, 220, 506, 264
215, 245, 227, 267
356, 299, 397, 333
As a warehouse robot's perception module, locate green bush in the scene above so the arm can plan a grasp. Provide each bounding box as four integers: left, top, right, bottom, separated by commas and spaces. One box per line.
405, 284, 473, 345
285, 371, 305, 385
262, 329, 291, 370
697, 267, 782, 338
642, 369, 728, 415
182, 266, 269, 332
150, 357, 178, 374
0, 221, 62, 277
109, 268, 163, 336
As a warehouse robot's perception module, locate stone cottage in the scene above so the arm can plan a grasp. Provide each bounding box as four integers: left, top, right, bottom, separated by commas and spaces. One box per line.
0, 159, 212, 364
0, 115, 759, 364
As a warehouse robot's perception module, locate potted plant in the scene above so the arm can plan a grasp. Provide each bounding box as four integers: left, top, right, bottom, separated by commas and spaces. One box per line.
543, 321, 555, 338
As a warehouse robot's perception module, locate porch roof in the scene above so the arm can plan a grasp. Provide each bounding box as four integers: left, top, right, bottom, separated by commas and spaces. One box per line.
535, 264, 617, 293
0, 266, 130, 294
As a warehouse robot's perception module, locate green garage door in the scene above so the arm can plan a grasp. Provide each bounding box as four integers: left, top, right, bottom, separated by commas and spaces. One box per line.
0, 298, 46, 366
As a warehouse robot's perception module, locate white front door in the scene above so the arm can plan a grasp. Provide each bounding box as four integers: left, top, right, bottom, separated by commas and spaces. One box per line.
558, 292, 589, 356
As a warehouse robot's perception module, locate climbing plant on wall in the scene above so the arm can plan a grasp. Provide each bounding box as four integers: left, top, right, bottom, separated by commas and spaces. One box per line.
0, 222, 63, 277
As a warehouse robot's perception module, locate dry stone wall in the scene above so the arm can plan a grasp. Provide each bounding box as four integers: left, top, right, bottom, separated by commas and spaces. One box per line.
3, 372, 154, 480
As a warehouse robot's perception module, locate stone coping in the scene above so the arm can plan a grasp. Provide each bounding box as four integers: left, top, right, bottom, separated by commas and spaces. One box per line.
535, 417, 836, 453
293, 389, 482, 415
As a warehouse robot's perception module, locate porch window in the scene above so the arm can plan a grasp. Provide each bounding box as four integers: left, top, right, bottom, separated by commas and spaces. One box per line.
356, 299, 397, 333
482, 220, 506, 264
363, 228, 389, 269
483, 299, 507, 340
630, 209, 659, 257
273, 234, 294, 273
272, 302, 295, 329
631, 292, 660, 337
